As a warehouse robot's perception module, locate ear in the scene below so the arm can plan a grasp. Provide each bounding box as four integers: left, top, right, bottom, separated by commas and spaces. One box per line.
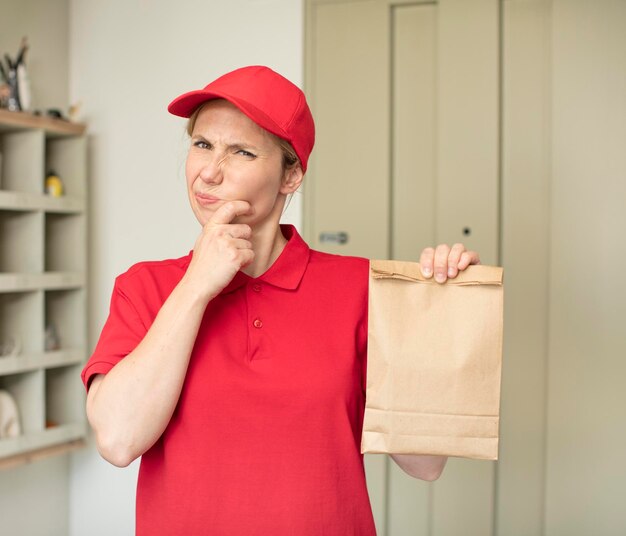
280, 165, 304, 195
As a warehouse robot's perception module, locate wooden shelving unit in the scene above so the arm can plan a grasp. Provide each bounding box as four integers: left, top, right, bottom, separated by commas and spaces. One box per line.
0, 110, 87, 467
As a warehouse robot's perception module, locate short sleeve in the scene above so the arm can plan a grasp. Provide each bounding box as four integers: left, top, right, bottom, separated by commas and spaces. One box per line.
81, 278, 148, 391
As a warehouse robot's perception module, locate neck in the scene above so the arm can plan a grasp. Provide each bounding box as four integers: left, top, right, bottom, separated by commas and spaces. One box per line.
241, 220, 288, 278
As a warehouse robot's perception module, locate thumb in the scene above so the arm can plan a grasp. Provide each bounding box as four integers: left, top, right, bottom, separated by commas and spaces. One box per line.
209, 200, 253, 225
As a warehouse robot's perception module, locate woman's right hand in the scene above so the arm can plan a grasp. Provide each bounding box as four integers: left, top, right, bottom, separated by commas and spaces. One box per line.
182, 200, 255, 301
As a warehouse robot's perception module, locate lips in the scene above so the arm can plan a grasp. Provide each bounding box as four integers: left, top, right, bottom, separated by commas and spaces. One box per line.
195, 192, 221, 206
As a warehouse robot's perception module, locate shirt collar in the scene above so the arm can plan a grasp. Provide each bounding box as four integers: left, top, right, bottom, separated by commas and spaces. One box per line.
218, 224, 310, 295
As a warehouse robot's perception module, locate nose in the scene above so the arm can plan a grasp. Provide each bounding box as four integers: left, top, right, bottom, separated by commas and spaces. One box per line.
198, 154, 224, 185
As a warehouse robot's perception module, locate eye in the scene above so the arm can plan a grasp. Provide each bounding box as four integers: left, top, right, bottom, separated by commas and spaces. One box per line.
236, 149, 256, 158
193, 140, 210, 149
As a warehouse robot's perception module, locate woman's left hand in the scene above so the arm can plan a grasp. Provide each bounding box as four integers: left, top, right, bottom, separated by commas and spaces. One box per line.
418, 243, 481, 283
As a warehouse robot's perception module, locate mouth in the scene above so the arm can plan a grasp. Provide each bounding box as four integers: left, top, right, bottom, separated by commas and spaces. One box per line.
195, 193, 222, 206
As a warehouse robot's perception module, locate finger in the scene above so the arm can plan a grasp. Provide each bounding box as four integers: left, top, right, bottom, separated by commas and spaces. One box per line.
210, 200, 253, 225
224, 240, 253, 265
228, 238, 252, 250
434, 244, 451, 283
239, 248, 255, 268
447, 243, 466, 278
458, 251, 481, 270
222, 224, 252, 240
419, 247, 435, 278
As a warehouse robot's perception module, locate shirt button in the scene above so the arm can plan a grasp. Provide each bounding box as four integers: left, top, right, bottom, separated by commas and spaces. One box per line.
252, 283, 262, 292
253, 318, 263, 328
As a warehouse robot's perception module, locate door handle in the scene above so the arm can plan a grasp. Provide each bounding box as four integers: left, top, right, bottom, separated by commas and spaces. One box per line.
319, 231, 349, 245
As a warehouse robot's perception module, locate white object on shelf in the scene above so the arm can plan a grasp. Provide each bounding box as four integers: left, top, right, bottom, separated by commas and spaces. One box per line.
0, 336, 21, 358
0, 389, 21, 438
16, 63, 31, 112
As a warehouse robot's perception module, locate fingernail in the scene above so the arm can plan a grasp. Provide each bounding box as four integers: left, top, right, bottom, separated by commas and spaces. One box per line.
448, 267, 455, 277
435, 271, 446, 283
422, 267, 432, 277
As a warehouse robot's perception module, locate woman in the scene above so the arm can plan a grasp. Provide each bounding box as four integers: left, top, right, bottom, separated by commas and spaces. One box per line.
82, 66, 480, 535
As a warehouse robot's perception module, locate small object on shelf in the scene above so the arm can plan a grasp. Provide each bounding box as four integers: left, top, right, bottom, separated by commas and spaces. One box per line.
68, 101, 82, 123
45, 170, 64, 197
0, 336, 21, 359
0, 37, 31, 112
44, 323, 60, 351
0, 390, 21, 439
46, 109, 66, 120
16, 38, 32, 112
0, 82, 9, 109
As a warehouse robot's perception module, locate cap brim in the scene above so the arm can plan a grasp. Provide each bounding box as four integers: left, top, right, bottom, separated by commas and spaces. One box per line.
168, 90, 288, 140
167, 90, 220, 118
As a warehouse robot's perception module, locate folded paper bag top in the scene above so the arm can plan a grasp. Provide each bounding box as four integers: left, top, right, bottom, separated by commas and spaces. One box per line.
362, 259, 504, 461
371, 260, 503, 286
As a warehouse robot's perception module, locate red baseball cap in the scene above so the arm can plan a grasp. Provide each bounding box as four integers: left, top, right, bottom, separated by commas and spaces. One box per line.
168, 65, 315, 172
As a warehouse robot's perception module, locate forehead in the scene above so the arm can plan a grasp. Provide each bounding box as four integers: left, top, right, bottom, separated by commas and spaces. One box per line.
192, 99, 271, 141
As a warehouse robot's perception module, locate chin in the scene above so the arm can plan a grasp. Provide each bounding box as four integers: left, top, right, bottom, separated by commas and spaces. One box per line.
192, 209, 210, 227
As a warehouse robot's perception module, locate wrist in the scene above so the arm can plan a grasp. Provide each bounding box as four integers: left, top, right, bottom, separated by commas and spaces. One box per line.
177, 275, 217, 306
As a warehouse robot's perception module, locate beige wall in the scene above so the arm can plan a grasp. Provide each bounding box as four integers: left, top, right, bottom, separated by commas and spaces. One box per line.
546, 1, 626, 533
501, 2, 626, 533
498, 1, 551, 533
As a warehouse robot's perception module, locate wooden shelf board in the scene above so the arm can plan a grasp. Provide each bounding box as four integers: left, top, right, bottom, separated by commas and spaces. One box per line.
0, 272, 85, 293
0, 348, 84, 376
0, 437, 86, 471
0, 109, 86, 137
0, 190, 85, 213
0, 422, 87, 463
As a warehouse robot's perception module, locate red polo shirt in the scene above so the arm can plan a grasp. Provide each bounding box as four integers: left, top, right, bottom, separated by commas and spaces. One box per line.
82, 225, 377, 535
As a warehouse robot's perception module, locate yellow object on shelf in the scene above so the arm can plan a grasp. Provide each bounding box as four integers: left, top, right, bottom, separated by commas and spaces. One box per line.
45, 171, 64, 197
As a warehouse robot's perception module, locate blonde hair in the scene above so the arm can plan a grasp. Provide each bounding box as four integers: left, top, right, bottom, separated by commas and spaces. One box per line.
186, 103, 300, 171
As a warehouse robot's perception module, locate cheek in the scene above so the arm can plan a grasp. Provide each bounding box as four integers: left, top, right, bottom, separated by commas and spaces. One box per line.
185, 158, 196, 187
249, 172, 283, 203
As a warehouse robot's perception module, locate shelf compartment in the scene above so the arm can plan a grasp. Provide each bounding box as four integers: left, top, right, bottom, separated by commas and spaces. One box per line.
0, 422, 86, 460
0, 272, 85, 293
45, 137, 87, 198
0, 210, 44, 273
45, 213, 86, 272
0, 129, 45, 194
0, 348, 84, 376
45, 289, 86, 351
0, 370, 44, 435
0, 291, 43, 354
45, 364, 84, 429
0, 190, 85, 213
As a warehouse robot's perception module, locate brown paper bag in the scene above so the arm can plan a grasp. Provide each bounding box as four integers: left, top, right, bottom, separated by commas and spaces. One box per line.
361, 259, 504, 460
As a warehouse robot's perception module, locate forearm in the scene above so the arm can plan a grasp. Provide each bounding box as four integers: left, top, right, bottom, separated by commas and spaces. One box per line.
87, 277, 210, 467
390, 454, 448, 481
